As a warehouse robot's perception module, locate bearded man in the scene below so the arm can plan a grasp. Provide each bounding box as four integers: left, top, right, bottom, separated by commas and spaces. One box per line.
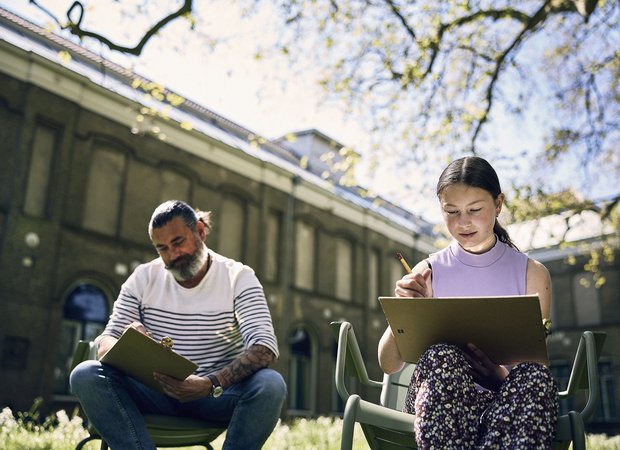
70, 200, 286, 450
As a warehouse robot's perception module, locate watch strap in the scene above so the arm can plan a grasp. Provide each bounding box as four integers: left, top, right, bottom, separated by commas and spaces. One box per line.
207, 374, 221, 395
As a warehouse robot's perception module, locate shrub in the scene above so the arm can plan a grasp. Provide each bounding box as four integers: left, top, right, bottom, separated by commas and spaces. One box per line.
0, 399, 89, 450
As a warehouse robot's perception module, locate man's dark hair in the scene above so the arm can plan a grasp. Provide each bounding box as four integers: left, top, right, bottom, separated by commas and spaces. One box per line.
149, 200, 198, 233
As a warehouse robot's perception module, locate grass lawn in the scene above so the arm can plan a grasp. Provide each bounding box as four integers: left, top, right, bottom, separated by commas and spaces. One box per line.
1, 406, 619, 449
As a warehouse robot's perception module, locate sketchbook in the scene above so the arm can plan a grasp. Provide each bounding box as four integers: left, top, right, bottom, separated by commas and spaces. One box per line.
379, 295, 548, 365
100, 326, 198, 393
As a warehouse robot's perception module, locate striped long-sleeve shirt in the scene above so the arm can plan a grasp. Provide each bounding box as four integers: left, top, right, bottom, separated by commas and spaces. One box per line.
101, 250, 279, 377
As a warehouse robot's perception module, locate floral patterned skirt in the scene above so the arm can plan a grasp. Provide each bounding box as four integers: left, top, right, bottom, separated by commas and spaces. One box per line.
403, 343, 558, 450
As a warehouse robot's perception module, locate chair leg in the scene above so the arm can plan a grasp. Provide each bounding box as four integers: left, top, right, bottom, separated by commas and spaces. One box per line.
568, 411, 586, 450
341, 395, 360, 450
75, 435, 104, 450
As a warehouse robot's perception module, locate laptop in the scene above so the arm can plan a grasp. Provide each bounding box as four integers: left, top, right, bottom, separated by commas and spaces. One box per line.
379, 295, 548, 365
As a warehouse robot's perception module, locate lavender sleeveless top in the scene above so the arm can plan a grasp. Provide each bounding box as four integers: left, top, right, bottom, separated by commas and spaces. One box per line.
428, 237, 528, 297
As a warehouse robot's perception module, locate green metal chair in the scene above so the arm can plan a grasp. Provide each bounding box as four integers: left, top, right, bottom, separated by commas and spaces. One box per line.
331, 321, 606, 450
70, 340, 227, 450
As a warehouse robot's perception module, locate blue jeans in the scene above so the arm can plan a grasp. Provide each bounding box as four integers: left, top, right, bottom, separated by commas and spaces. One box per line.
70, 361, 287, 450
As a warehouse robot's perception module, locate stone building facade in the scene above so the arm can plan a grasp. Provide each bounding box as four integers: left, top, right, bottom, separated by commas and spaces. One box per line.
0, 8, 436, 417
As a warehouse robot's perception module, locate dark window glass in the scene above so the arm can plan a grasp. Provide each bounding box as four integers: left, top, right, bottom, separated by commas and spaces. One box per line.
63, 284, 109, 322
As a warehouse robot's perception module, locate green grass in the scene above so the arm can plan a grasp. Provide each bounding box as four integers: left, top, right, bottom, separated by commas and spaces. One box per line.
1, 404, 619, 449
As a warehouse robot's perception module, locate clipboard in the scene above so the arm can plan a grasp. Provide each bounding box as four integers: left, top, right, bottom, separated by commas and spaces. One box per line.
100, 327, 198, 393
379, 295, 548, 365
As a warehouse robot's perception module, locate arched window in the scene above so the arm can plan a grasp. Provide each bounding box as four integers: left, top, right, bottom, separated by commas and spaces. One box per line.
53, 284, 109, 396
288, 326, 314, 413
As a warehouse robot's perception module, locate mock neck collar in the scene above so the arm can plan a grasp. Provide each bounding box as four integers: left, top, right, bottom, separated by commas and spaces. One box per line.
449, 235, 506, 268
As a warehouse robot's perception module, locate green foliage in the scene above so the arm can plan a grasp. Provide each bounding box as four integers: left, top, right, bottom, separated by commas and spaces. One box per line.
585, 433, 620, 450
0, 401, 89, 450
259, 417, 369, 450
0, 404, 368, 450
507, 187, 596, 222
165, 417, 369, 450
264, 0, 620, 230
506, 186, 619, 288
2, 402, 619, 450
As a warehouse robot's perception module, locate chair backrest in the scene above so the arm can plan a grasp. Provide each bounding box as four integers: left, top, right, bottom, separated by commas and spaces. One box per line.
70, 340, 96, 371
330, 321, 384, 401
558, 331, 607, 421
330, 320, 415, 411
380, 364, 416, 410
564, 332, 606, 390
331, 322, 419, 450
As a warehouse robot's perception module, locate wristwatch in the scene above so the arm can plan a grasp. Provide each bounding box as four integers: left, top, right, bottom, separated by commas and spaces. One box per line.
208, 374, 223, 398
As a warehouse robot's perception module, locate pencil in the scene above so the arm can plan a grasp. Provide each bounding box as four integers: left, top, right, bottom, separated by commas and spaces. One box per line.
395, 252, 412, 274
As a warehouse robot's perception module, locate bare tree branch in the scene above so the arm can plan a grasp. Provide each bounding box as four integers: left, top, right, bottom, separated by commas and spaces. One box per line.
421, 7, 533, 81
30, 0, 194, 55
383, 0, 417, 41
470, 1, 563, 150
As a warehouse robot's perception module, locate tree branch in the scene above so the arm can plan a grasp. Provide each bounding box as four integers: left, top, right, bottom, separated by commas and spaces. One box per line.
383, 0, 417, 41
421, 7, 533, 80
29, 0, 63, 27
31, 0, 194, 55
470, 1, 557, 150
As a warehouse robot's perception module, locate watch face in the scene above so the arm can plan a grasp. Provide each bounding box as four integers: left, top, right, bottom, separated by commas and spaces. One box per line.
212, 386, 224, 398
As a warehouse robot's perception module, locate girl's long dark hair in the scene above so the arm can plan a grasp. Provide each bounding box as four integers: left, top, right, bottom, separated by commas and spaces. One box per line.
436, 156, 518, 250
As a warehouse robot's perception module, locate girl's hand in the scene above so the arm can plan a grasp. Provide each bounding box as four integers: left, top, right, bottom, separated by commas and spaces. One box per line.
463, 343, 509, 392
395, 268, 432, 298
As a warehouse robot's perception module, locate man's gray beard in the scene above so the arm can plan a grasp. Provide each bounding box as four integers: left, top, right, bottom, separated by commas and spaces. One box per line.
168, 241, 209, 282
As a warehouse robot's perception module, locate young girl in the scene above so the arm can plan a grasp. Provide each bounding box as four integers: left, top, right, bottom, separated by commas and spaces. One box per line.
378, 156, 558, 449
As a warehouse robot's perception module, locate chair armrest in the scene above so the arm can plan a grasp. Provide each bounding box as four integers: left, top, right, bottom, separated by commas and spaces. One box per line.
557, 331, 606, 423
348, 395, 415, 432
333, 321, 384, 402
70, 340, 96, 371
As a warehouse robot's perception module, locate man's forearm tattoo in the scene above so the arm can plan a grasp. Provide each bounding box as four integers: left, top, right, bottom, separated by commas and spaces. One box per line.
217, 344, 276, 388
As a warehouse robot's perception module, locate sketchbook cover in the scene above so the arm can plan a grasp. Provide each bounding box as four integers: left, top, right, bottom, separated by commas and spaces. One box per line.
379, 295, 548, 365
100, 327, 198, 393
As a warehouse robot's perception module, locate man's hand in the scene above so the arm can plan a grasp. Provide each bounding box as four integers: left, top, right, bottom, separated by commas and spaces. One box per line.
127, 321, 153, 338
153, 373, 211, 402
463, 343, 509, 392
154, 344, 276, 402
95, 322, 151, 359
95, 335, 118, 359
